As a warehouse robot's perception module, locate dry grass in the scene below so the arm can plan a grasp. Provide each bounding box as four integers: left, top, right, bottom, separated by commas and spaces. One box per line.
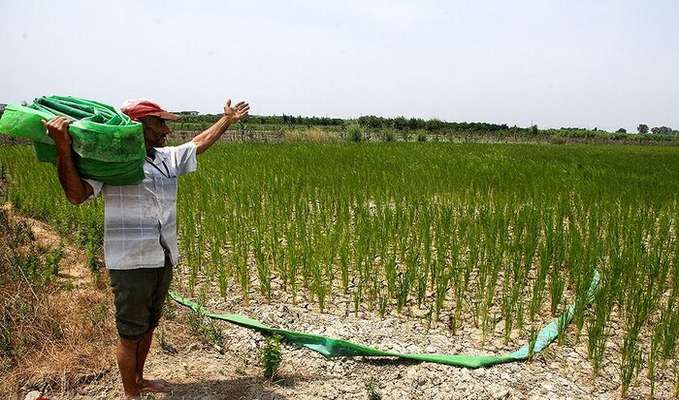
0, 208, 116, 397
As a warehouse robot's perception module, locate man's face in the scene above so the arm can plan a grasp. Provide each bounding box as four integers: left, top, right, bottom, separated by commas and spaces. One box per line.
141, 116, 171, 148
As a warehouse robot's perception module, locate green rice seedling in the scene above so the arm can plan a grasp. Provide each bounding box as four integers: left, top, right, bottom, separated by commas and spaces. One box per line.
529, 237, 551, 322
586, 277, 611, 377
648, 321, 664, 399
253, 231, 271, 300
527, 326, 538, 361
549, 262, 565, 317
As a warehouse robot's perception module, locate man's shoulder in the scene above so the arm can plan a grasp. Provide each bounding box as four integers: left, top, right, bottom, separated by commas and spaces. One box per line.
156, 141, 197, 153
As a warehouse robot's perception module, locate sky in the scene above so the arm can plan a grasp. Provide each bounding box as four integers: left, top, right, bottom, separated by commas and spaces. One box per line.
1, 0, 678, 132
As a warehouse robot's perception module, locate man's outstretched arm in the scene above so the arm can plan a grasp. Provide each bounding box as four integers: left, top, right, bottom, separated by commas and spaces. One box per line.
191, 99, 249, 154
43, 117, 93, 205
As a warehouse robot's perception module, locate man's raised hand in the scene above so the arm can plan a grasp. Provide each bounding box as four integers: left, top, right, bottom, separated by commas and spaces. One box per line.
224, 99, 250, 124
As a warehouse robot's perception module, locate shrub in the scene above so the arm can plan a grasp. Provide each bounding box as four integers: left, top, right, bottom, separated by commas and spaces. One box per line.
382, 131, 396, 142
347, 124, 363, 142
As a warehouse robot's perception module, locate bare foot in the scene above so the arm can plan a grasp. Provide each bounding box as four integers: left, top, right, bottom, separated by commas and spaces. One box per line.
138, 378, 173, 393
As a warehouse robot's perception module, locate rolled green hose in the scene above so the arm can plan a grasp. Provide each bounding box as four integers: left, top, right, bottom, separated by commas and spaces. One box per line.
0, 96, 145, 185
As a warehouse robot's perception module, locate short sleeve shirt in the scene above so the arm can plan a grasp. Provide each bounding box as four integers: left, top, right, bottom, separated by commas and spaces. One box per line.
84, 141, 197, 270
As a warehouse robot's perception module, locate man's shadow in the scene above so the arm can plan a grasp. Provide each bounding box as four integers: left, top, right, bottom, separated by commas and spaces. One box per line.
166, 373, 306, 400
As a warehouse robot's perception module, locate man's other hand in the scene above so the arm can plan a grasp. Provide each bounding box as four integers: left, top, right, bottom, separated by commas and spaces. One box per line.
223, 99, 250, 124
43, 116, 72, 149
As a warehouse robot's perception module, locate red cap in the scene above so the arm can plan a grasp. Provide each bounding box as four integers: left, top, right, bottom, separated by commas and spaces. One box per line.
120, 98, 178, 121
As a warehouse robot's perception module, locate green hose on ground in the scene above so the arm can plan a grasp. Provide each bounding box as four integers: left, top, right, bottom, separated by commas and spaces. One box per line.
170, 270, 599, 368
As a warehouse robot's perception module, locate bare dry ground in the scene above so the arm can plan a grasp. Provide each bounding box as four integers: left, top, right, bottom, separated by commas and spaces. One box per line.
3, 209, 676, 400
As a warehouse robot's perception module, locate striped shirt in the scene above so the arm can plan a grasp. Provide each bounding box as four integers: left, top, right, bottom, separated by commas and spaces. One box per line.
84, 141, 197, 270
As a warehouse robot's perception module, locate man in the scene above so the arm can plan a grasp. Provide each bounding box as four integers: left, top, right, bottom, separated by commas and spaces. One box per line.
43, 98, 249, 399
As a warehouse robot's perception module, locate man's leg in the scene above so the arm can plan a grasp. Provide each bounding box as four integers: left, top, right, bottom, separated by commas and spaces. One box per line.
117, 337, 142, 398
135, 328, 153, 381
135, 327, 171, 393
136, 262, 173, 393
109, 268, 156, 398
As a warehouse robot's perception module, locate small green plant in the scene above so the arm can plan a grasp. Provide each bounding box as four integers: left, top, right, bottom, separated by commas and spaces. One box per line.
416, 131, 427, 142
156, 327, 177, 354
45, 245, 64, 277
163, 296, 177, 320
84, 234, 101, 284
186, 309, 203, 335
366, 380, 382, 400
262, 334, 282, 380
187, 309, 225, 350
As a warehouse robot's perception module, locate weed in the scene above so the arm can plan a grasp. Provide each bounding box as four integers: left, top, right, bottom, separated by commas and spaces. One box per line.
366, 380, 382, 400
187, 308, 224, 350
262, 334, 282, 380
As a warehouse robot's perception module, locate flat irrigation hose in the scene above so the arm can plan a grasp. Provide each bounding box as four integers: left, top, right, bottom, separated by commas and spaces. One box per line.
169, 270, 599, 368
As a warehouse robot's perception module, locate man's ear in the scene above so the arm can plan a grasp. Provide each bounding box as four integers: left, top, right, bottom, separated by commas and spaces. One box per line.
138, 116, 149, 125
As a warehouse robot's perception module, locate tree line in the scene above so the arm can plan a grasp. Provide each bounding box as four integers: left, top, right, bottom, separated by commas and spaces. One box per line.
172, 112, 677, 137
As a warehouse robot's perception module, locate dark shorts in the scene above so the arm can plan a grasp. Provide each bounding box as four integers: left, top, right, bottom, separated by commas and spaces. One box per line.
108, 257, 173, 340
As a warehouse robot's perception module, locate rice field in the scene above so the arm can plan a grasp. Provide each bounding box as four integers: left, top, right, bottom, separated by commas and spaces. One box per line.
0, 142, 677, 395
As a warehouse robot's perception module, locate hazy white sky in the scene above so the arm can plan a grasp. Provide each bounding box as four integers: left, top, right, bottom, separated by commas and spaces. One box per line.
1, 0, 678, 131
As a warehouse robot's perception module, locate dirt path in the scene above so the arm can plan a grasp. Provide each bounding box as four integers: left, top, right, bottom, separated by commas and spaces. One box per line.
11, 210, 675, 400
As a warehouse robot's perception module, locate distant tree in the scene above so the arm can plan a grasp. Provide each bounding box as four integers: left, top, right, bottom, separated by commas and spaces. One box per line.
358, 115, 385, 130
637, 124, 649, 134
651, 126, 673, 135
407, 118, 425, 130
425, 118, 444, 132
616, 128, 627, 133
393, 117, 408, 130
530, 125, 539, 135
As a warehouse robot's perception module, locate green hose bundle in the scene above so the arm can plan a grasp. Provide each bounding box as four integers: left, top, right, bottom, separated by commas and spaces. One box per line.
0, 96, 145, 185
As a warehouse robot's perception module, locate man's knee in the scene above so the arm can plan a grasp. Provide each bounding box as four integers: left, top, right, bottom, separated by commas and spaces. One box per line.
120, 323, 157, 342
119, 335, 143, 349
